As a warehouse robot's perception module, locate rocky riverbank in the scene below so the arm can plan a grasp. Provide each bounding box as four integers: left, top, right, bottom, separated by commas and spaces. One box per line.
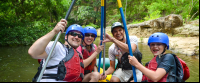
97, 14, 199, 57
138, 37, 199, 57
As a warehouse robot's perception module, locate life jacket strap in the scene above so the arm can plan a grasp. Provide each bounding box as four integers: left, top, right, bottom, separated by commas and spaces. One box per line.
42, 74, 58, 79
43, 74, 57, 76
80, 62, 84, 68
46, 65, 58, 69
84, 70, 90, 75
80, 73, 84, 79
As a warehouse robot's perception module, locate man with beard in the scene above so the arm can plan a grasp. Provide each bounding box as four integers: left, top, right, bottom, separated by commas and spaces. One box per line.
99, 22, 143, 82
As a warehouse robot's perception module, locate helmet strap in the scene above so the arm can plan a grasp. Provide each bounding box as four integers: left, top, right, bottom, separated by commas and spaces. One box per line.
158, 45, 167, 58
161, 49, 166, 54
65, 35, 73, 48
83, 40, 92, 50
83, 40, 91, 46
162, 45, 168, 54
120, 36, 124, 41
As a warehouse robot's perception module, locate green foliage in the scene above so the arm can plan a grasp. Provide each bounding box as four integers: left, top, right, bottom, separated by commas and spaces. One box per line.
131, 19, 145, 24
0, 0, 199, 46
0, 21, 52, 46
144, 10, 161, 21
82, 23, 99, 29
195, 16, 199, 20
72, 0, 101, 26
0, 0, 70, 46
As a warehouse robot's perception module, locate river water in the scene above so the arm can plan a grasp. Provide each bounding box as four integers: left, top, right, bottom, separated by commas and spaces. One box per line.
0, 34, 199, 82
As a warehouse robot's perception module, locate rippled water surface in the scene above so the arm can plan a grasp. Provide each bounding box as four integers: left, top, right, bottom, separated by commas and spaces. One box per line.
0, 35, 198, 82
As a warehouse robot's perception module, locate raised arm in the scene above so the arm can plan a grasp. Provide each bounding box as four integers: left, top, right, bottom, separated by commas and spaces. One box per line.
128, 55, 166, 82
103, 33, 137, 53
28, 19, 67, 59
83, 41, 104, 68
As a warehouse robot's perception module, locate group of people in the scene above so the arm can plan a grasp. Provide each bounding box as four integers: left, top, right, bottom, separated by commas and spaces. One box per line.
28, 19, 186, 82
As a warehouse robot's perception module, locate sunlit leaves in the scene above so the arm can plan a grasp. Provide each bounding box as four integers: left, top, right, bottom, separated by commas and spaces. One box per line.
0, 0, 199, 46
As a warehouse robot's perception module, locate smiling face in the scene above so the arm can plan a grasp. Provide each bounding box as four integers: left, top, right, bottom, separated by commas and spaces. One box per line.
150, 42, 167, 56
65, 31, 82, 49
83, 33, 95, 45
112, 27, 125, 41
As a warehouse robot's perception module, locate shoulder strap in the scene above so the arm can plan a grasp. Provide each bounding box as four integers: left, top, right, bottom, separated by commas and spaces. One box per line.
41, 43, 72, 69
171, 54, 185, 82
80, 44, 86, 53
62, 46, 75, 62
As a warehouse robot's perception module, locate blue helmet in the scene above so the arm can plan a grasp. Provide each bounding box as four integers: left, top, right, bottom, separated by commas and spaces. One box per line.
83, 26, 97, 40
148, 32, 169, 49
65, 24, 84, 40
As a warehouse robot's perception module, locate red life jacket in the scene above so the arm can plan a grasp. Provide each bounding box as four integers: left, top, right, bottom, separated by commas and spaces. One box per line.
80, 44, 97, 75
142, 55, 169, 82
62, 47, 84, 82
142, 53, 190, 82
33, 45, 84, 82
38, 59, 42, 63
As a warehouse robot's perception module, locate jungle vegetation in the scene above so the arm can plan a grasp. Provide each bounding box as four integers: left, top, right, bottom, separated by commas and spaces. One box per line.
0, 0, 199, 46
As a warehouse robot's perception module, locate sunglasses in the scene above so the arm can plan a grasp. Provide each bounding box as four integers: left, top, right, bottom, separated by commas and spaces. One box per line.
85, 33, 95, 38
68, 32, 83, 38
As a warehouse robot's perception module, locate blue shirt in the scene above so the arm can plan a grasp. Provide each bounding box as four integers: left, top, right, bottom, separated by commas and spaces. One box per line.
156, 54, 177, 82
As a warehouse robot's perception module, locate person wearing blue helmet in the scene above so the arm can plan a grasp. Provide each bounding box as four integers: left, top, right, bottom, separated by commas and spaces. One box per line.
76, 26, 101, 82
28, 19, 104, 82
128, 32, 181, 82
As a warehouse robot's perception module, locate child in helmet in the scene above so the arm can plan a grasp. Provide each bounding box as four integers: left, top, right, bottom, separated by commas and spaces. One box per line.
128, 32, 178, 82
76, 26, 101, 82
28, 19, 104, 82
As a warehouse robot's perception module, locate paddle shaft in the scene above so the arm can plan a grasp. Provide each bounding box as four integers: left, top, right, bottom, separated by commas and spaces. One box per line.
103, 0, 106, 75
98, 0, 104, 73
117, 0, 137, 82
36, 0, 76, 82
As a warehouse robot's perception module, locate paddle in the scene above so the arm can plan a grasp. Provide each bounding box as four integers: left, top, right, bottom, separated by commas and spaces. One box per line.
117, 0, 138, 82
36, 0, 76, 82
103, 0, 106, 75
98, 0, 105, 73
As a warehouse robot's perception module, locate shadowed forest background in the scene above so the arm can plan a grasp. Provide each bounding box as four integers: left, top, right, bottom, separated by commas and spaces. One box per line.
0, 0, 199, 46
